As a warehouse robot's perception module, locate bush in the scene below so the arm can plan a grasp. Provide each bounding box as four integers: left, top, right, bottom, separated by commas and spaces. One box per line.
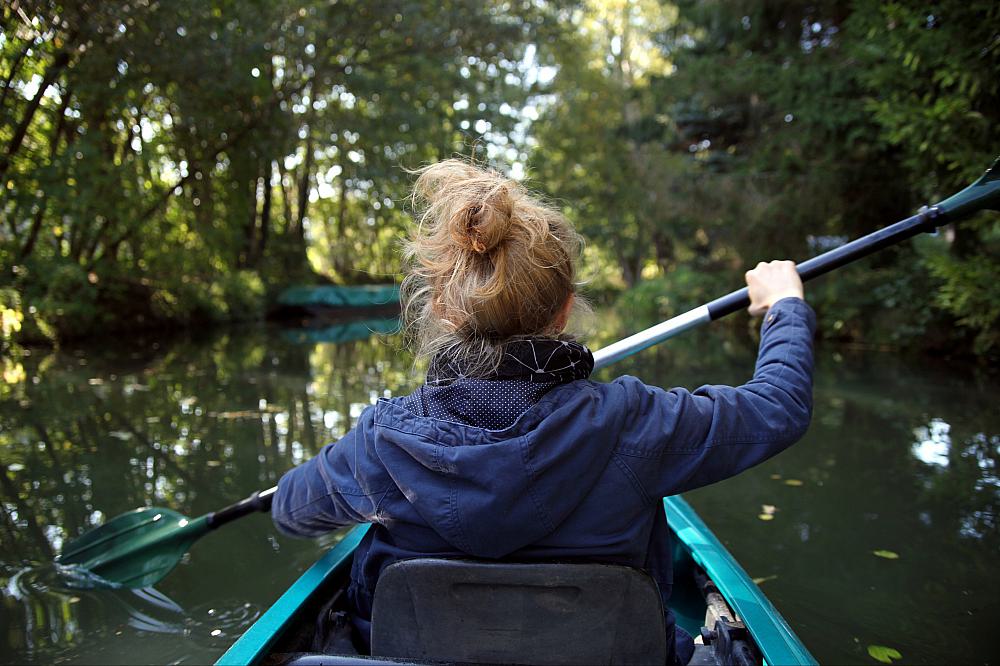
214, 270, 266, 322
38, 264, 100, 339
615, 267, 732, 329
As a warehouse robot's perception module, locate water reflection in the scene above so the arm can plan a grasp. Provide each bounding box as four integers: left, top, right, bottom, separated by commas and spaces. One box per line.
0, 320, 414, 664
1, 316, 998, 664
3, 561, 225, 664
912, 418, 951, 468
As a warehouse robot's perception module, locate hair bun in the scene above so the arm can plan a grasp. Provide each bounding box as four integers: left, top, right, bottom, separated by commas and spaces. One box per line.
456, 186, 514, 255
405, 158, 581, 349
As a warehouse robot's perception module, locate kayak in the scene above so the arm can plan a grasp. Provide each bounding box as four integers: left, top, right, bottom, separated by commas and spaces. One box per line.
269, 284, 401, 321
216, 495, 815, 666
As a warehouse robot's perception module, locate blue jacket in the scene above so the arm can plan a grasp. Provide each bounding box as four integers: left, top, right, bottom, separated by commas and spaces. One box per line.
273, 297, 816, 663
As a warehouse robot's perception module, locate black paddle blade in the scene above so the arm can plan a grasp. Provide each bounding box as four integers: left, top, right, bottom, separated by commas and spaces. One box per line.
58, 507, 211, 588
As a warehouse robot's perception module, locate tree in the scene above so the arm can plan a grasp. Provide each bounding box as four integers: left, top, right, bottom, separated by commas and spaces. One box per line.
1, 0, 552, 340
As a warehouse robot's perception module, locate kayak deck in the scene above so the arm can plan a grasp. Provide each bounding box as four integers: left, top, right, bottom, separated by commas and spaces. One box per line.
217, 496, 815, 665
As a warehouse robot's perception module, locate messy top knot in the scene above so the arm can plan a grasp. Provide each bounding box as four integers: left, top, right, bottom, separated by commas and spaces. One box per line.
454, 185, 513, 255
402, 159, 586, 373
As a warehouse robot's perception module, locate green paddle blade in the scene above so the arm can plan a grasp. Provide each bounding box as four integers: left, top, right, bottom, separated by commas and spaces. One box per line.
935, 156, 1000, 222
57, 507, 211, 588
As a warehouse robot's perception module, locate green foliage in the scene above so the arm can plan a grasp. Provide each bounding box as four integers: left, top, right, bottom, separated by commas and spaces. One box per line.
1, 1, 551, 343
616, 266, 731, 328
0, 288, 22, 342
2, 0, 996, 357
38, 264, 99, 339
845, 1, 1000, 355
926, 245, 1000, 355
531, 0, 998, 359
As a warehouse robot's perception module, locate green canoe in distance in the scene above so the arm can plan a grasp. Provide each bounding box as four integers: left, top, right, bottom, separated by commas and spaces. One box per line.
216, 496, 816, 666
277, 284, 401, 310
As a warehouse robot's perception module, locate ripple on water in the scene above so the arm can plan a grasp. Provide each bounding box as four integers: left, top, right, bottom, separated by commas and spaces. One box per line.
2, 562, 261, 664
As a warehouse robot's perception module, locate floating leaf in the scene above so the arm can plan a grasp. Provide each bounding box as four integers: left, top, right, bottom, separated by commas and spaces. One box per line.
757, 513, 774, 521
867, 645, 902, 663
784, 479, 804, 487
770, 473, 782, 480
761, 504, 776, 515
752, 575, 778, 585
872, 550, 899, 560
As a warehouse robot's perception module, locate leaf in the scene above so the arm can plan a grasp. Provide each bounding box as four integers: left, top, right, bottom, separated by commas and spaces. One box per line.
784, 479, 804, 487
867, 645, 902, 663
872, 550, 900, 560
752, 575, 778, 585
769, 473, 782, 480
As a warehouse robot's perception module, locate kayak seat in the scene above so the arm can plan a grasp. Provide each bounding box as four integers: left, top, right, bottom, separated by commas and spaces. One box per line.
371, 558, 667, 665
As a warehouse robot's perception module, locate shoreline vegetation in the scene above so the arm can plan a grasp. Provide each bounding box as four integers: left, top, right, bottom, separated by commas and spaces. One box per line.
2, 1, 998, 362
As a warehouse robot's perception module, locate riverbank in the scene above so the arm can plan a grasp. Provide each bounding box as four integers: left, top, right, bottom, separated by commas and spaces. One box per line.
0, 263, 402, 351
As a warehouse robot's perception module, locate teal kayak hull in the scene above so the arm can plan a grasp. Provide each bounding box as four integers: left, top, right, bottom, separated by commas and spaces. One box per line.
277, 284, 400, 310
217, 496, 816, 665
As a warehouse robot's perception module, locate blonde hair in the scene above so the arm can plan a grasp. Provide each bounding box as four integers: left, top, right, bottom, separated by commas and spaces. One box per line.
401, 159, 585, 373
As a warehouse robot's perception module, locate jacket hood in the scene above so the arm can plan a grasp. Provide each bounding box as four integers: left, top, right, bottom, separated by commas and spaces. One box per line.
371, 383, 620, 558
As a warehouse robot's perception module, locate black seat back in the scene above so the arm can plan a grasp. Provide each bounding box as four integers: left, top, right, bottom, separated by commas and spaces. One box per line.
371, 559, 667, 665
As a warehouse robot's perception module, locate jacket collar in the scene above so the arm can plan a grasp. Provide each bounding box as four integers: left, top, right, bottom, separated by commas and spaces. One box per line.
426, 337, 594, 385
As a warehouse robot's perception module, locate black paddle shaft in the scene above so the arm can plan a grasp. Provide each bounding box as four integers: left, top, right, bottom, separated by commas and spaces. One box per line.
704, 207, 943, 320
205, 486, 277, 529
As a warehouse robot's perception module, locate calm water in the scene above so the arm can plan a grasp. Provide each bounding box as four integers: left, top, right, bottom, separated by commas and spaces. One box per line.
1, 315, 997, 664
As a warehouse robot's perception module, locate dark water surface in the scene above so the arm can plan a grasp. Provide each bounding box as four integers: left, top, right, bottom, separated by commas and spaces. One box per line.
1, 317, 997, 664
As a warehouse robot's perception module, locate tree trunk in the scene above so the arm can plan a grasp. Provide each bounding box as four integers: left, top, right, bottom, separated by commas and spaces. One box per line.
620, 257, 638, 288
242, 172, 260, 268
0, 41, 33, 121
0, 49, 70, 183
277, 161, 293, 232
294, 129, 314, 249
90, 115, 266, 265
257, 162, 273, 264
653, 231, 674, 273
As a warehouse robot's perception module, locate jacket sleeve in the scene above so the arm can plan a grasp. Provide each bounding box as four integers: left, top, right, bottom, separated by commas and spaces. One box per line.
614, 297, 816, 498
271, 406, 387, 537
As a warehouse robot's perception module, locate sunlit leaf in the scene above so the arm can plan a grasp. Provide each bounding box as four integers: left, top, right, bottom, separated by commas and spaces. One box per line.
784, 479, 804, 487
752, 575, 778, 585
872, 550, 900, 560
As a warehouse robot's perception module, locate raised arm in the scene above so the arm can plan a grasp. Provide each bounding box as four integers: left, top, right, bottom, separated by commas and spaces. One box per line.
612, 261, 815, 498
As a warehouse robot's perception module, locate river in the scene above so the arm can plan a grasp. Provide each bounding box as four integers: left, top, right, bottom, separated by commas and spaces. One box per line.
1, 314, 997, 664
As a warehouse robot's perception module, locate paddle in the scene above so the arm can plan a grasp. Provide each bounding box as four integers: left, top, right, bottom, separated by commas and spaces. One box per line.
57, 156, 999, 589
56, 487, 276, 588
594, 156, 1000, 369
